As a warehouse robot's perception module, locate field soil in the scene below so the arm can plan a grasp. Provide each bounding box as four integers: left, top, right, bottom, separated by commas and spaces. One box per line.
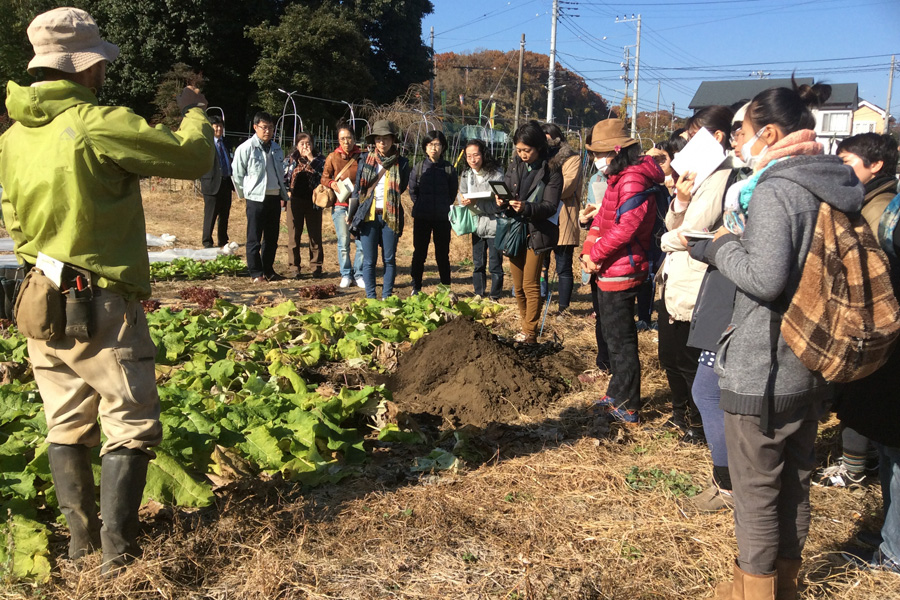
0, 183, 895, 599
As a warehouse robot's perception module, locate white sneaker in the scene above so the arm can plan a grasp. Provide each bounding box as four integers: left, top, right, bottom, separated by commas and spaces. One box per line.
355, 276, 365, 289
339, 276, 352, 288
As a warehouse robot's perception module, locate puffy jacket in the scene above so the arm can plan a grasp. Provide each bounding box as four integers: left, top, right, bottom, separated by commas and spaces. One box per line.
502, 157, 563, 253
409, 158, 458, 221
581, 155, 665, 291
0, 80, 214, 300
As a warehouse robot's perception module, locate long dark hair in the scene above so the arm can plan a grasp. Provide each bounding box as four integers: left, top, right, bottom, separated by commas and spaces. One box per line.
289, 132, 319, 162
605, 144, 643, 177
464, 139, 500, 174
747, 76, 831, 135
687, 105, 734, 151
513, 120, 549, 161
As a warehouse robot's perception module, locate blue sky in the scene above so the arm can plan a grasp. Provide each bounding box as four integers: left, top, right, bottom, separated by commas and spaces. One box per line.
423, 0, 900, 120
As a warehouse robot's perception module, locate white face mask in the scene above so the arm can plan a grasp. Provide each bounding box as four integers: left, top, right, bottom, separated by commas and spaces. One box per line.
740, 127, 768, 164
594, 157, 609, 173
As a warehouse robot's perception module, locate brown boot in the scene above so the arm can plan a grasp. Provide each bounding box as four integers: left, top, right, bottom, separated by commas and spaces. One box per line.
774, 558, 801, 600
715, 560, 777, 599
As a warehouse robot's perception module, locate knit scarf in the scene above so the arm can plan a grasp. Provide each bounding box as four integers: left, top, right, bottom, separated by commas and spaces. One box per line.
359, 150, 402, 232
739, 129, 823, 213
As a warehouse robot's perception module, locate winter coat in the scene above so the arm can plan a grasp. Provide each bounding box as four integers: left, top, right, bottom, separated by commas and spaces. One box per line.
0, 79, 213, 300
581, 155, 665, 291
548, 142, 583, 247
686, 239, 737, 353
658, 157, 733, 322
321, 146, 361, 207
501, 157, 563, 254
459, 167, 505, 238
409, 158, 458, 221
861, 175, 897, 242
707, 155, 863, 416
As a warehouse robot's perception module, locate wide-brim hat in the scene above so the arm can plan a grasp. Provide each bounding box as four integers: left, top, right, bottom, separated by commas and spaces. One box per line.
585, 119, 638, 153
365, 120, 399, 144
26, 7, 119, 76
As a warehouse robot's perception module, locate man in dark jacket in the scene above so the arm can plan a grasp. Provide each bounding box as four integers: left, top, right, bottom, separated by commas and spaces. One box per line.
199, 114, 233, 248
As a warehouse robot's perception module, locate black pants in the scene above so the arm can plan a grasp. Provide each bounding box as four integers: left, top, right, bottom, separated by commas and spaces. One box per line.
590, 279, 611, 370
657, 296, 702, 427
245, 195, 282, 278
596, 286, 641, 411
202, 179, 232, 248
411, 218, 451, 288
472, 233, 504, 299
541, 245, 576, 311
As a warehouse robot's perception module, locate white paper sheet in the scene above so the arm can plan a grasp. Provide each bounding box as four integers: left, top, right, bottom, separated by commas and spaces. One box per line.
670, 127, 726, 193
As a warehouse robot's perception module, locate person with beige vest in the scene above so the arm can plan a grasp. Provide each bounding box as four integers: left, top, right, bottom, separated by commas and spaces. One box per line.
657, 105, 736, 443
541, 123, 582, 313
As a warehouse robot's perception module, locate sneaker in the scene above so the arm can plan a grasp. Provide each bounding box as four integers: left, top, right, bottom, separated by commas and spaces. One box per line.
251, 276, 264, 284
523, 333, 538, 344
856, 530, 884, 549
842, 548, 900, 574
689, 484, 734, 512
606, 406, 639, 425
680, 427, 707, 446
355, 276, 365, 289
266, 273, 286, 282
813, 459, 867, 488
312, 268, 324, 279
636, 320, 651, 332
410, 287, 421, 297
339, 276, 352, 288
592, 395, 615, 408
513, 332, 527, 342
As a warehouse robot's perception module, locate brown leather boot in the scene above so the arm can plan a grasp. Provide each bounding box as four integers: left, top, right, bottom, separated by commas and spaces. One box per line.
715, 560, 777, 599
774, 557, 801, 600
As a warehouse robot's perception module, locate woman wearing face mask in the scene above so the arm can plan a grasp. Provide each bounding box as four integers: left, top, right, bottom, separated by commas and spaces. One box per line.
706, 79, 862, 598
409, 130, 458, 294
286, 133, 326, 279
581, 119, 665, 424
322, 123, 363, 288
497, 121, 562, 343
349, 120, 411, 299
459, 139, 505, 299
656, 105, 736, 444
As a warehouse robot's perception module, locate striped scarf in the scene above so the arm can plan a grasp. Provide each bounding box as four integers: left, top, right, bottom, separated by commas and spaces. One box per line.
359, 150, 402, 232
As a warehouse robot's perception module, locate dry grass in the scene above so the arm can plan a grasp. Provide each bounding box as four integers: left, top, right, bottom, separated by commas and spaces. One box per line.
1, 183, 897, 599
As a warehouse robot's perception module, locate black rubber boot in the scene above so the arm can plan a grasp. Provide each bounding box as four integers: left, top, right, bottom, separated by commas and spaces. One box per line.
100, 448, 150, 576
47, 443, 101, 559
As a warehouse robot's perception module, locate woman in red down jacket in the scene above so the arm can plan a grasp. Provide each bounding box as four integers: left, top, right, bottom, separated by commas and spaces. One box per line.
581, 119, 665, 424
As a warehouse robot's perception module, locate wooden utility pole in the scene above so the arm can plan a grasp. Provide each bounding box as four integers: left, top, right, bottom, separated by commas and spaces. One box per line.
514, 34, 525, 133
429, 27, 435, 111
654, 80, 660, 138
547, 0, 559, 123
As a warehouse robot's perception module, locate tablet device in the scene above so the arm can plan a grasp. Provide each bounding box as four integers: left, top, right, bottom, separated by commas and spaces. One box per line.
489, 180, 515, 200
682, 230, 715, 240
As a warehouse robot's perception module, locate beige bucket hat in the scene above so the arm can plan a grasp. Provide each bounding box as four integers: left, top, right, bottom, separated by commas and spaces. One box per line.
585, 119, 638, 153
26, 7, 119, 76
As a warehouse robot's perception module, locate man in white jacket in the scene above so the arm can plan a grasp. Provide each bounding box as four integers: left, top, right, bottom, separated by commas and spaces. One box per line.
232, 111, 289, 282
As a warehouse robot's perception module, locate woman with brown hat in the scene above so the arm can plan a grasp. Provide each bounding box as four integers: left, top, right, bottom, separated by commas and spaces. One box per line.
348, 120, 411, 299
581, 119, 665, 424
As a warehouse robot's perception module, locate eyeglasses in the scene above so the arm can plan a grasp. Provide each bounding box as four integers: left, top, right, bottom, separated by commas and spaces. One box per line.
426, 142, 442, 149
255, 124, 273, 132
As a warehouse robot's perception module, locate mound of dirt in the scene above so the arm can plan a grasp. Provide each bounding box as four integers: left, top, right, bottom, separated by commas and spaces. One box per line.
389, 317, 581, 427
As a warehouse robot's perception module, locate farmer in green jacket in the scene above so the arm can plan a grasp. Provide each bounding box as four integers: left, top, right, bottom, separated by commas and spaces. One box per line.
0, 7, 213, 574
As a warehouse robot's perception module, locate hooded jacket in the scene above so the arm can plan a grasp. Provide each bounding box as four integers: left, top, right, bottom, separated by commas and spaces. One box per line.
548, 141, 583, 247
0, 80, 214, 300
707, 155, 863, 416
582, 155, 665, 291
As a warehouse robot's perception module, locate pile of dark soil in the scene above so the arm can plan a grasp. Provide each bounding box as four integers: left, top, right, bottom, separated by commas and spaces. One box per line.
389, 317, 584, 427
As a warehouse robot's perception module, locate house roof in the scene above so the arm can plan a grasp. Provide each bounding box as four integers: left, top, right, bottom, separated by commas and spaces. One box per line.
857, 99, 885, 116
689, 79, 858, 110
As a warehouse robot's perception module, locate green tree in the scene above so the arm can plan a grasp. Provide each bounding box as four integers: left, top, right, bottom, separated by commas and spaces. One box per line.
248, 2, 376, 126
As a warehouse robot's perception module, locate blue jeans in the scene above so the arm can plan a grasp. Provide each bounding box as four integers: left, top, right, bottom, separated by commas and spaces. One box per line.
332, 206, 362, 279
472, 234, 504, 299
358, 214, 398, 299
693, 361, 727, 467
876, 444, 900, 565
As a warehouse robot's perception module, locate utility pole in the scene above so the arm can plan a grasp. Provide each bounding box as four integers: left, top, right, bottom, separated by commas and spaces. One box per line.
546, 0, 560, 123
617, 14, 641, 138
619, 47, 631, 126
429, 27, 435, 111
671, 102, 675, 132
654, 80, 660, 138
514, 34, 525, 133
885, 55, 895, 135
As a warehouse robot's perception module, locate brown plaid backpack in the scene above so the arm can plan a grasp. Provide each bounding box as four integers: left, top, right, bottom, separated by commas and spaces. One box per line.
781, 202, 900, 382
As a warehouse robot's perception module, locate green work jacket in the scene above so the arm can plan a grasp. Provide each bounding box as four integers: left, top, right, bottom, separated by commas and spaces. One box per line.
0, 80, 214, 300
